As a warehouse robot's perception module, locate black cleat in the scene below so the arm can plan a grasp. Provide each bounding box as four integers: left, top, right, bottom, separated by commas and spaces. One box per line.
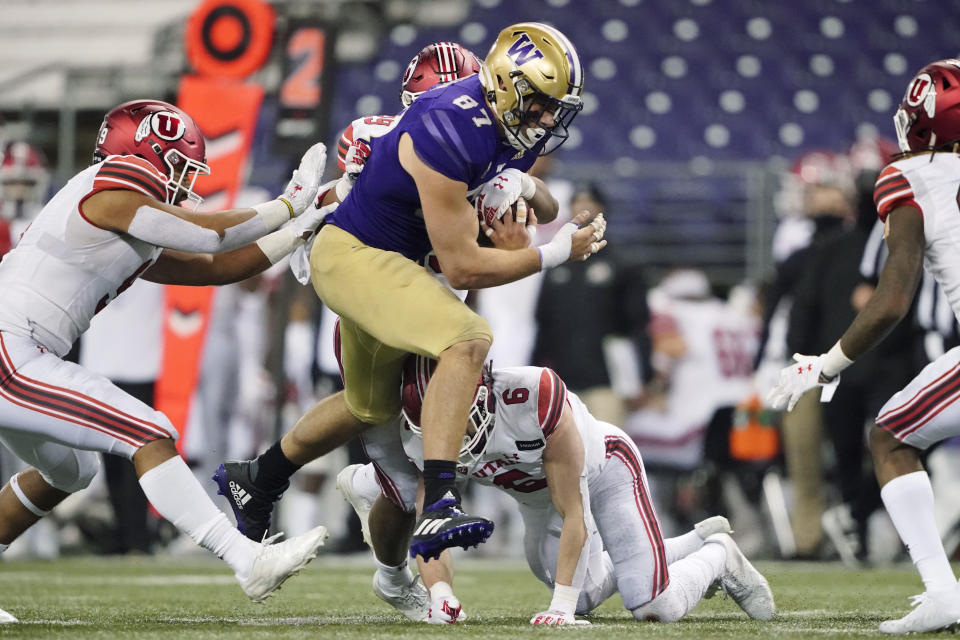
213, 461, 287, 542
410, 493, 494, 561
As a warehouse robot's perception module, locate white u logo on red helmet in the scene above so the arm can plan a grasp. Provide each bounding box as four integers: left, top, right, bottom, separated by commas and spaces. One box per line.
151, 112, 186, 141
907, 74, 932, 107
135, 111, 186, 142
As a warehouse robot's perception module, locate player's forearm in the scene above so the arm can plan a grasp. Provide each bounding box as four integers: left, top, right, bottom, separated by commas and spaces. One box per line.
837, 285, 913, 362
554, 516, 588, 587
838, 240, 921, 360
441, 246, 542, 290
183, 245, 273, 286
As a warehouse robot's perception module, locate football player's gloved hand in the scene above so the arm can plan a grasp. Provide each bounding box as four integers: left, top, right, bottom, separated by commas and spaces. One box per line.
427, 594, 466, 624
538, 210, 606, 270
483, 197, 539, 251
767, 352, 840, 412
529, 610, 590, 626
334, 138, 371, 201
474, 168, 536, 226
280, 142, 327, 217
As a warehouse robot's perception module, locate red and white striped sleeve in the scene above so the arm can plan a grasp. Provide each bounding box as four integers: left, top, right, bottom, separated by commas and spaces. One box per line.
91, 155, 167, 202
537, 368, 567, 439
873, 165, 921, 222
336, 123, 355, 172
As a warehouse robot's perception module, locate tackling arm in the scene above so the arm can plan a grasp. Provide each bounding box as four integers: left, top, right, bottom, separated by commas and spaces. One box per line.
82, 189, 291, 254
143, 204, 334, 286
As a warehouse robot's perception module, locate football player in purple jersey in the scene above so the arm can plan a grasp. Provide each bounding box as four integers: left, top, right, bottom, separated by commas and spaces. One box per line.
215, 23, 607, 562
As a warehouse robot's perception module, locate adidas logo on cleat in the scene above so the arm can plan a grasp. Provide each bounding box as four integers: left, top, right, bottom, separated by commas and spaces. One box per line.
229, 481, 252, 507
413, 517, 452, 536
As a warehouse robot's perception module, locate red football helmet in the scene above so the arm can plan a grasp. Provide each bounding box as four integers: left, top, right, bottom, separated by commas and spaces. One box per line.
400, 355, 496, 465
0, 140, 49, 221
400, 42, 482, 107
894, 59, 960, 152
92, 99, 210, 208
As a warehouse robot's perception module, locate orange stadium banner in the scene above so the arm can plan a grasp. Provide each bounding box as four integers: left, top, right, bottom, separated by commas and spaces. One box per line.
155, 0, 273, 455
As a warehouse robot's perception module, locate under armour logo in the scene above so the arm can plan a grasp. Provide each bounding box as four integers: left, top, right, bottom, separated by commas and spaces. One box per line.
441, 600, 462, 620
293, 185, 303, 193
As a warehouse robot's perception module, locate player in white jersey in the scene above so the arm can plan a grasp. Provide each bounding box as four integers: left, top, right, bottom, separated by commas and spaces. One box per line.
339, 354, 775, 625
0, 99, 333, 623
769, 59, 960, 634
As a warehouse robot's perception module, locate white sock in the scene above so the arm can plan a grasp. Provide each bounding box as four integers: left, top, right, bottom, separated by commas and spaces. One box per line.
354, 464, 381, 504
139, 456, 258, 580
632, 543, 726, 622
374, 556, 413, 594
881, 471, 956, 593
664, 530, 704, 564
0, 543, 7, 554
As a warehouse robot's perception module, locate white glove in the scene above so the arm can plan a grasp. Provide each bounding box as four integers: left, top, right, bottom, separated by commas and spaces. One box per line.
766, 353, 840, 412
287, 203, 337, 284
427, 595, 466, 624
342, 137, 371, 176
280, 142, 327, 216
334, 138, 371, 201
474, 168, 536, 226
530, 610, 590, 626
537, 213, 606, 270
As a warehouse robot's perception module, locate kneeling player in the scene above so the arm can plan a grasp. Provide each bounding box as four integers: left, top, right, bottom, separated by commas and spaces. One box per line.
337, 355, 775, 624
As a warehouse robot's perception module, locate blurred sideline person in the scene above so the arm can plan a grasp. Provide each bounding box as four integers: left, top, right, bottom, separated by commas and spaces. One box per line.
757, 155, 855, 557
790, 135, 913, 566
0, 99, 332, 623
533, 182, 651, 427
215, 23, 606, 563
624, 270, 757, 535
337, 355, 774, 625
0, 140, 48, 253
769, 60, 960, 633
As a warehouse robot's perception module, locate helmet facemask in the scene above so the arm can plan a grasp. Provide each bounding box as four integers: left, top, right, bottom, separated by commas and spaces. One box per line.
163, 148, 210, 210
401, 360, 496, 466
500, 74, 582, 154
481, 23, 584, 156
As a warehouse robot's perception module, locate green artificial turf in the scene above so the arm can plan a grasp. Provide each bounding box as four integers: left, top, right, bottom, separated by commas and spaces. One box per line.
0, 554, 938, 638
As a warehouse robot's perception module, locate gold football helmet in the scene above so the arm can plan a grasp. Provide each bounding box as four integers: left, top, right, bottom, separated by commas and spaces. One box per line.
480, 22, 584, 154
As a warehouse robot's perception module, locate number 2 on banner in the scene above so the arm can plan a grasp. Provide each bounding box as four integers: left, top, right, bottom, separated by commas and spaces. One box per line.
281, 28, 325, 108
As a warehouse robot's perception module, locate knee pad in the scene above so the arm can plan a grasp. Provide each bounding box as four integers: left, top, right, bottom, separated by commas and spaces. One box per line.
39, 450, 101, 494
631, 590, 686, 623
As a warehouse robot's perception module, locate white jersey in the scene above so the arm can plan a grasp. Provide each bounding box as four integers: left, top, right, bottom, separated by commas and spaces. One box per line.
875, 153, 960, 322
0, 155, 165, 356
336, 115, 397, 172
401, 365, 608, 508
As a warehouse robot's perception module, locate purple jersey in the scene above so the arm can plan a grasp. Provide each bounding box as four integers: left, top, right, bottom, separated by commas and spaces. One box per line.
326, 75, 539, 260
